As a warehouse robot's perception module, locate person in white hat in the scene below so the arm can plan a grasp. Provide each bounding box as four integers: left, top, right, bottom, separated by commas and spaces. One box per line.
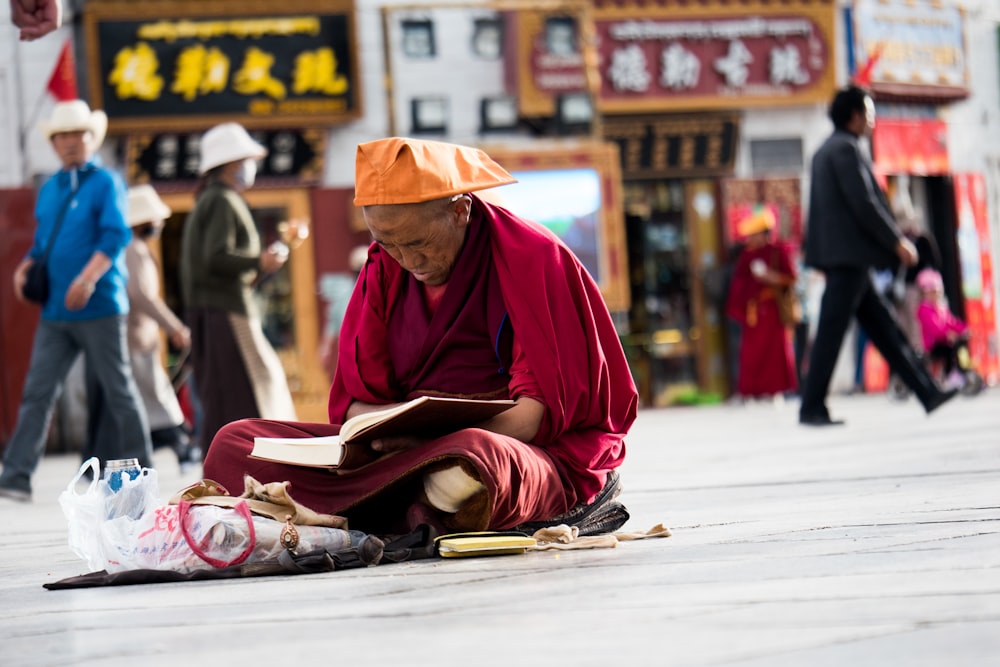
179, 122, 295, 454
83, 185, 201, 471
1, 100, 153, 502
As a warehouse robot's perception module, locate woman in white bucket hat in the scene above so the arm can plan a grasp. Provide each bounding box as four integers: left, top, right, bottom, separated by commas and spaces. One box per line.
84, 185, 201, 471
1, 100, 153, 502
179, 123, 296, 453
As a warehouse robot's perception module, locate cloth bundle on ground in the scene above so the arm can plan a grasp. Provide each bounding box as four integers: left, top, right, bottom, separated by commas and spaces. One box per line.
47, 465, 672, 590
53, 461, 382, 580
170, 476, 349, 529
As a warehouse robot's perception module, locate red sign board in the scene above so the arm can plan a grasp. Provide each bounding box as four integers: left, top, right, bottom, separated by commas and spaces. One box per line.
873, 118, 949, 175
593, 0, 836, 113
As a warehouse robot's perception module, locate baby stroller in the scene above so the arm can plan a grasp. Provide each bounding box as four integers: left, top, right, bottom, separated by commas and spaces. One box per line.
887, 332, 985, 400
888, 267, 985, 401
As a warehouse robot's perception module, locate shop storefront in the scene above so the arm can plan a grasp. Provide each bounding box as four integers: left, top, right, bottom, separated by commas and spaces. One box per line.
82, 0, 363, 421
853, 0, 999, 386
591, 0, 837, 405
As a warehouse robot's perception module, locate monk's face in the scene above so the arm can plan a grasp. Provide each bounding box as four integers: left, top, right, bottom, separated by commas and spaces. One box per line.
364, 196, 472, 286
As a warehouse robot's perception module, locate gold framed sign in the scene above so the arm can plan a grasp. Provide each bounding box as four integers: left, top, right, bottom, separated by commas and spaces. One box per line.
480, 141, 630, 312
83, 0, 362, 133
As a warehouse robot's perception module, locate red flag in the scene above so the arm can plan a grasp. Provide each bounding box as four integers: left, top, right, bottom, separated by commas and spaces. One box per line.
853, 42, 884, 89
47, 39, 78, 101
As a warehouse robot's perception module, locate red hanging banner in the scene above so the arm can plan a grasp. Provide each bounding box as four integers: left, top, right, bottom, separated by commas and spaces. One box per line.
872, 118, 949, 176
953, 173, 998, 385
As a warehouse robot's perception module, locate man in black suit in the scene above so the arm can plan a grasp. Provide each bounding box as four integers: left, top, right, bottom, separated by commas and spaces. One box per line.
798, 85, 956, 425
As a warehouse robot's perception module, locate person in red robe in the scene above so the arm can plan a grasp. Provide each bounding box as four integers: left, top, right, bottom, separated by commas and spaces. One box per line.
202, 138, 638, 536
724, 207, 799, 400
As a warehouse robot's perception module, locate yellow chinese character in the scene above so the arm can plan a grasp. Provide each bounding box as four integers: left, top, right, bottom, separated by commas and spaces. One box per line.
171, 45, 231, 101
201, 47, 230, 94
292, 47, 348, 95
233, 47, 286, 99
108, 42, 164, 101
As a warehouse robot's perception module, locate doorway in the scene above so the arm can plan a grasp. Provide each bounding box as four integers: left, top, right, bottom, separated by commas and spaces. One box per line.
158, 187, 328, 422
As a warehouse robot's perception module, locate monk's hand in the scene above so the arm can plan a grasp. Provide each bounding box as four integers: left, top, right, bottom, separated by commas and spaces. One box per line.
370, 435, 426, 453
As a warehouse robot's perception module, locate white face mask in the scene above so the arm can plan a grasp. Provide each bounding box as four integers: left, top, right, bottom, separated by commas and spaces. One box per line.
234, 158, 257, 189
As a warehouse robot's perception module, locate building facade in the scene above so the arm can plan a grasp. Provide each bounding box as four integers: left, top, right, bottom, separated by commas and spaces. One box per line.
1, 0, 998, 445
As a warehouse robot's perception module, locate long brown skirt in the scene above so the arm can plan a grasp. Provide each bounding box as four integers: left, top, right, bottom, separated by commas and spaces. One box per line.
188, 309, 296, 451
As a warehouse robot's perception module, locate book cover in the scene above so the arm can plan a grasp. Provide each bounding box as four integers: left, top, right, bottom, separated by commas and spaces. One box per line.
339, 396, 516, 444
249, 397, 516, 470
435, 531, 536, 558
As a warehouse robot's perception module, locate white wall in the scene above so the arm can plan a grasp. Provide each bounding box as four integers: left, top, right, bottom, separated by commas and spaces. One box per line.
324, 0, 500, 188
0, 1, 80, 185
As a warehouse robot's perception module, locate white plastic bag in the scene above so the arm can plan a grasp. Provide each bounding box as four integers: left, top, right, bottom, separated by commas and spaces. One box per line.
101, 502, 359, 573
58, 458, 108, 572
100, 502, 253, 573
58, 457, 160, 572
60, 459, 360, 574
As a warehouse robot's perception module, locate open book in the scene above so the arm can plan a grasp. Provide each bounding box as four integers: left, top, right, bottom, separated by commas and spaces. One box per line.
250, 396, 516, 470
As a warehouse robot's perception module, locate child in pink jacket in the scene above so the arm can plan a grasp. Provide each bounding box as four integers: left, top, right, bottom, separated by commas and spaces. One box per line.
915, 268, 969, 388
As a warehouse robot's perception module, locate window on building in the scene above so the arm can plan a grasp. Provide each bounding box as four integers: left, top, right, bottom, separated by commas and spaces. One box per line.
557, 92, 593, 133
472, 17, 503, 59
401, 19, 436, 59
749, 138, 803, 175
411, 96, 449, 134
545, 17, 578, 56
480, 96, 518, 133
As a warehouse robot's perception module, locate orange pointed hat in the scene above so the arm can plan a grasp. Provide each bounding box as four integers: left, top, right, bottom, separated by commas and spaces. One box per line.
737, 206, 776, 238
354, 137, 516, 206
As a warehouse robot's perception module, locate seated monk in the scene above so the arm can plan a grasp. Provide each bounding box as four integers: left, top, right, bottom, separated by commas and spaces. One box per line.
202, 137, 638, 536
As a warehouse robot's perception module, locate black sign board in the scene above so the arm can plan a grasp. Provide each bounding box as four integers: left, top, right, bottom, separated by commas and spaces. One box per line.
603, 113, 739, 179
127, 128, 326, 186
84, 1, 361, 133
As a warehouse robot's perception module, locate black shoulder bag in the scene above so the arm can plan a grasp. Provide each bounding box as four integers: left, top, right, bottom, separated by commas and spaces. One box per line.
23, 171, 90, 305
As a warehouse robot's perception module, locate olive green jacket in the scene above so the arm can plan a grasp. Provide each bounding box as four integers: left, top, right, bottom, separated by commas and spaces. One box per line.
180, 182, 261, 317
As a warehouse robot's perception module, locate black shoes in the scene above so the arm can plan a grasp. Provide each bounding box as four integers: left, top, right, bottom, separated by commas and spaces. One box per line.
516, 470, 629, 537
924, 388, 959, 415
799, 413, 845, 427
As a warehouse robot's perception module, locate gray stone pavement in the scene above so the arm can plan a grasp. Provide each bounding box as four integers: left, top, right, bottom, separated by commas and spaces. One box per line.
1, 389, 998, 666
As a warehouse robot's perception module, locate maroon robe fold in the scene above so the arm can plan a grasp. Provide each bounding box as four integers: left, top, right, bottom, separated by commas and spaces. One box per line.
203, 195, 637, 532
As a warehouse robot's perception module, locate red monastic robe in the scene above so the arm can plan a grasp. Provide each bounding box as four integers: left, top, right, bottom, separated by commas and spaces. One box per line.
203, 196, 637, 532
724, 241, 799, 398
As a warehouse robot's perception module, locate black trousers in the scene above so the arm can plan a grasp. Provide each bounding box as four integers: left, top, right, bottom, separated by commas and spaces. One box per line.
800, 268, 939, 417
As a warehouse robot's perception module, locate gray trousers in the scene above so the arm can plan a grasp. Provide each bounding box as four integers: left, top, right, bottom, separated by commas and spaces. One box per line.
0, 316, 152, 493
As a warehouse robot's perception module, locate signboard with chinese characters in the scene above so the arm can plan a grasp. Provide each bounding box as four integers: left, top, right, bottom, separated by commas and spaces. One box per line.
592, 0, 836, 113
602, 113, 739, 179
83, 0, 361, 133
479, 142, 629, 312
851, 0, 968, 101
127, 129, 326, 187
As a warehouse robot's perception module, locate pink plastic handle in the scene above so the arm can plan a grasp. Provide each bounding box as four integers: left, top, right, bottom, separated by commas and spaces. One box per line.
178, 499, 256, 568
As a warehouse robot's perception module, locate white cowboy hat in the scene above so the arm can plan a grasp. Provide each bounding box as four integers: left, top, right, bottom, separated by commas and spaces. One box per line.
38, 100, 108, 148
198, 122, 267, 175
127, 184, 172, 227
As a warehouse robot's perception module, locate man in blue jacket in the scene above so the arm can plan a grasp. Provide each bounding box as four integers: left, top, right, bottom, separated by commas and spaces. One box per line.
0, 100, 152, 501
798, 86, 956, 426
